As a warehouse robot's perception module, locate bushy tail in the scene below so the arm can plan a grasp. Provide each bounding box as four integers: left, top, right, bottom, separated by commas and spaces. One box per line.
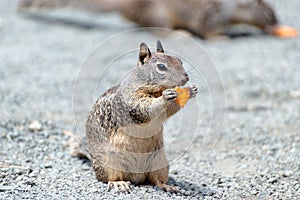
17, 0, 130, 12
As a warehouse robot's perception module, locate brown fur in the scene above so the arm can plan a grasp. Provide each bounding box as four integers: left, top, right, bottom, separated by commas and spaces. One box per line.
18, 0, 278, 38
84, 41, 198, 192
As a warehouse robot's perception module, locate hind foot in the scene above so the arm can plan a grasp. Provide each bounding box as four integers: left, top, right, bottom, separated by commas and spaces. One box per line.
107, 181, 131, 193
157, 183, 180, 193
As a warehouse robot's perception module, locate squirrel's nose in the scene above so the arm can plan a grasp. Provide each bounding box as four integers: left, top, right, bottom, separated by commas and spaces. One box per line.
181, 73, 189, 84
184, 73, 189, 82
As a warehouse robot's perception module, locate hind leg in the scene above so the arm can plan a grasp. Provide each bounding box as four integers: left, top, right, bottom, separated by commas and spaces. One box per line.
93, 158, 136, 193
149, 166, 180, 193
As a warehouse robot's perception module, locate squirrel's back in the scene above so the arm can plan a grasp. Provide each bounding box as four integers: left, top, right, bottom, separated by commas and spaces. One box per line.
18, 0, 278, 38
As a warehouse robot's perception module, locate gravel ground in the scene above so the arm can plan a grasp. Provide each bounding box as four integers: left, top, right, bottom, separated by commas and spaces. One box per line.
1, 0, 299, 199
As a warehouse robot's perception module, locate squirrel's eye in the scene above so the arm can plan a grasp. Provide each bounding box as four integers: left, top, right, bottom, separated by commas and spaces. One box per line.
157, 63, 167, 71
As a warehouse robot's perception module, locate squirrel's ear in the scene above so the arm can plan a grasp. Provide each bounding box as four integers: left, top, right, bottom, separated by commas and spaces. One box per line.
156, 40, 164, 53
139, 42, 152, 65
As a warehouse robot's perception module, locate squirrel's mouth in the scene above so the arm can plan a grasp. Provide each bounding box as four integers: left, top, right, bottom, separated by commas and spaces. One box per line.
172, 82, 187, 88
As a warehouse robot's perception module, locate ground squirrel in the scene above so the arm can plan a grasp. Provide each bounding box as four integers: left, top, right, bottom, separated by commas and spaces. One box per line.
18, 0, 278, 38
84, 41, 198, 193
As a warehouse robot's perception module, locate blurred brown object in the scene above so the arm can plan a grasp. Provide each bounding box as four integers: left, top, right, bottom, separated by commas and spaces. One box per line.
17, 0, 297, 39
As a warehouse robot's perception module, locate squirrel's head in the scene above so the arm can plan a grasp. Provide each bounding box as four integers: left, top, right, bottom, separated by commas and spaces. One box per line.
234, 0, 278, 30
135, 40, 189, 92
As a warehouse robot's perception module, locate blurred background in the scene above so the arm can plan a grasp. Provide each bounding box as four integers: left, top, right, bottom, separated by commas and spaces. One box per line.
0, 0, 299, 199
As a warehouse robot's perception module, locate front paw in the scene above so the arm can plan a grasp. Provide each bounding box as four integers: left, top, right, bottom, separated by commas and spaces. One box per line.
162, 89, 178, 101
190, 85, 198, 98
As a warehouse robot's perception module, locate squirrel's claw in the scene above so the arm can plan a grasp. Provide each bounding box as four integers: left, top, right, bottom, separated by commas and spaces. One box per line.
157, 183, 181, 193
163, 89, 178, 101
164, 185, 180, 193
190, 85, 198, 98
107, 181, 131, 193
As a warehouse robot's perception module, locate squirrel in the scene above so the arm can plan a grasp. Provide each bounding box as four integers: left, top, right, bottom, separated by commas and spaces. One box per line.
82, 40, 198, 193
17, 0, 279, 39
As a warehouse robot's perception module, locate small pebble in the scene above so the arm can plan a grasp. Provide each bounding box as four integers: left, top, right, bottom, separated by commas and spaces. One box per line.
28, 121, 42, 132
184, 191, 192, 196
290, 90, 300, 99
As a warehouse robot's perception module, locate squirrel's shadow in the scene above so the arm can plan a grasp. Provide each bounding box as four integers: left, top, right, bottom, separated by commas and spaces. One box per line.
19, 12, 130, 31
78, 158, 215, 197
167, 176, 213, 197
186, 27, 263, 39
